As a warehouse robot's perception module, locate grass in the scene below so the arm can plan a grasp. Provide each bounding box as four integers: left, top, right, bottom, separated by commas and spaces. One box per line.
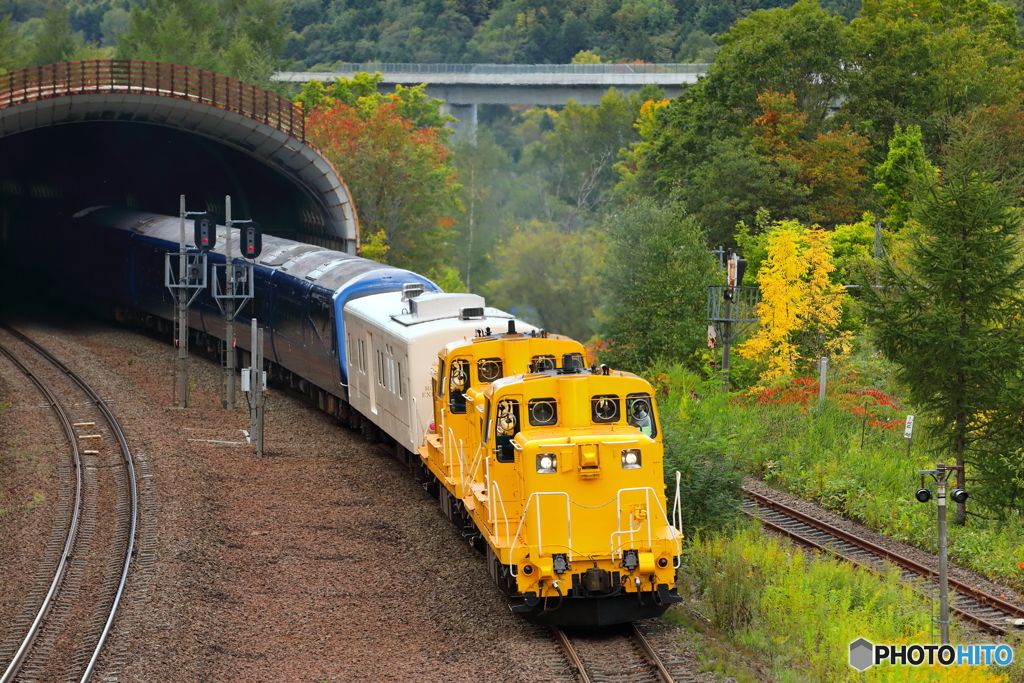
677, 524, 1016, 683
653, 361, 1024, 593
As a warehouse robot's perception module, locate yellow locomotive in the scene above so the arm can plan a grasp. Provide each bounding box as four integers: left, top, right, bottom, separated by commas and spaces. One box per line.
420, 322, 683, 625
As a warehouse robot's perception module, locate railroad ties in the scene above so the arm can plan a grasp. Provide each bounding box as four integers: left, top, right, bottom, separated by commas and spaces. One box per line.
0, 323, 139, 683
548, 623, 698, 683
742, 488, 1024, 635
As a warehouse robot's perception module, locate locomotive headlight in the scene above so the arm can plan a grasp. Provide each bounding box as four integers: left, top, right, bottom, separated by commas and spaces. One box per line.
536, 454, 557, 473
621, 448, 641, 469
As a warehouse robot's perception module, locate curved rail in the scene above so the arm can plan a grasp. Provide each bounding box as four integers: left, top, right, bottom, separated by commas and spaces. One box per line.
0, 342, 84, 683
0, 323, 139, 682
0, 60, 304, 141
743, 488, 1024, 635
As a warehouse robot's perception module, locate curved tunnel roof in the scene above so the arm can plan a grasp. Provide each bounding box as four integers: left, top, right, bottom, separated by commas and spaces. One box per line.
0, 60, 359, 253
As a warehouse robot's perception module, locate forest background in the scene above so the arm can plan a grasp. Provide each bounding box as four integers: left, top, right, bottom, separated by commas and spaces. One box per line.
5, 0, 1024, 675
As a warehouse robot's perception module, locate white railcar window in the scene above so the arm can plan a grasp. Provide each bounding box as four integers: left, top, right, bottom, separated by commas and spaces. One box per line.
398, 362, 404, 399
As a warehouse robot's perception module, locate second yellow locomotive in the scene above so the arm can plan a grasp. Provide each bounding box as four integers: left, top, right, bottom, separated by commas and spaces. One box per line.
420, 322, 682, 625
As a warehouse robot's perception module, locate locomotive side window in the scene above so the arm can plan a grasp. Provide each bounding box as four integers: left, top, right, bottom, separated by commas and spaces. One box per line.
494, 398, 520, 463
591, 394, 620, 423
275, 295, 305, 343
477, 357, 503, 383
436, 360, 445, 398
528, 398, 558, 426
449, 358, 470, 414
626, 393, 656, 437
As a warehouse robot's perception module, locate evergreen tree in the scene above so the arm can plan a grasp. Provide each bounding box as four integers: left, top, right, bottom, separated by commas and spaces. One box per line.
28, 7, 84, 66
862, 123, 1024, 523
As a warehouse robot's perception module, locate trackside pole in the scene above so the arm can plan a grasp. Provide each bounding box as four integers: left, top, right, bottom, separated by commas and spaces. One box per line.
224, 196, 236, 409
248, 317, 266, 458
177, 195, 189, 407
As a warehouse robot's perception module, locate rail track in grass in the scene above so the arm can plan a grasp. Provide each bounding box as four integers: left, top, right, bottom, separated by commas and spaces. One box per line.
743, 487, 1024, 636
0, 323, 138, 683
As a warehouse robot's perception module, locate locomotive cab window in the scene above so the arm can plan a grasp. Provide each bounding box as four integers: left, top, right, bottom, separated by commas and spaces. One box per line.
531, 354, 556, 372
626, 393, 656, 437
449, 358, 470, 414
562, 352, 585, 372
528, 398, 557, 426
591, 394, 620, 423
436, 360, 445, 398
477, 357, 503, 383
494, 398, 520, 463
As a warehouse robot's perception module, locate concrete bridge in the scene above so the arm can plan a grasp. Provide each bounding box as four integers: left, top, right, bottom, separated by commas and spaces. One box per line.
274, 63, 710, 135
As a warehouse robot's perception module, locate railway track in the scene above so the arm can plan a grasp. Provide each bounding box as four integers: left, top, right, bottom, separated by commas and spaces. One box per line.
743, 487, 1024, 635
0, 323, 138, 683
551, 622, 698, 683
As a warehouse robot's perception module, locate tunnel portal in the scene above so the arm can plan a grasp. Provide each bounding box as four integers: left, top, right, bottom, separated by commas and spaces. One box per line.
0, 61, 358, 270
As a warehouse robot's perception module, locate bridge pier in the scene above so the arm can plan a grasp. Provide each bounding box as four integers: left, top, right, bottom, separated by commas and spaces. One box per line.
441, 103, 478, 144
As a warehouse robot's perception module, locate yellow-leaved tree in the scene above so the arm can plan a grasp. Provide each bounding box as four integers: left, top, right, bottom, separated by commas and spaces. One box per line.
738, 220, 849, 384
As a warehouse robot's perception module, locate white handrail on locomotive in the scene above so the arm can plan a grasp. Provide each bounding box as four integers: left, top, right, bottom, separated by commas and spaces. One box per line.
509, 491, 573, 576
610, 487, 659, 561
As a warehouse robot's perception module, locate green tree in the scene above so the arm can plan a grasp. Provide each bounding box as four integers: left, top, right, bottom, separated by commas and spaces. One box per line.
297, 73, 453, 133
28, 7, 86, 66
483, 220, 605, 342
528, 88, 642, 229
116, 0, 287, 88
452, 126, 510, 291
872, 125, 938, 231
0, 14, 26, 72
862, 123, 1024, 523
597, 199, 716, 371
844, 0, 1024, 153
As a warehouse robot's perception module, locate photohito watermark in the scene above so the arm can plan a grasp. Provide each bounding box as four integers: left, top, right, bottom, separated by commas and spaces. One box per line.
849, 638, 1014, 671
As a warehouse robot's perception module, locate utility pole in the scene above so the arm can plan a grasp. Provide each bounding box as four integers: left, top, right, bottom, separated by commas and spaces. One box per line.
245, 317, 266, 457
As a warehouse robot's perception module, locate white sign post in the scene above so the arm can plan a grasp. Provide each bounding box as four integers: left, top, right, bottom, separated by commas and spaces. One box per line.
904, 415, 914, 458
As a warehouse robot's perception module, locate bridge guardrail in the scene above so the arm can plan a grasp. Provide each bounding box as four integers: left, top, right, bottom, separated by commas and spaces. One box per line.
323, 62, 709, 75
0, 60, 305, 142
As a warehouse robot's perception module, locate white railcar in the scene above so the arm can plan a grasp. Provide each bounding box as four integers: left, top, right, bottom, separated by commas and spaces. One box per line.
343, 287, 536, 453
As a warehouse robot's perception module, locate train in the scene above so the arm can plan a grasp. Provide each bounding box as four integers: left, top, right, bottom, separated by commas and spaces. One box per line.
42, 206, 684, 626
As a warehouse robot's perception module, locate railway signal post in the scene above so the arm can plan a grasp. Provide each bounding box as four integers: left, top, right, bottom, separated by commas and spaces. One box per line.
915, 464, 968, 644
707, 249, 757, 392
165, 195, 209, 407
212, 196, 255, 410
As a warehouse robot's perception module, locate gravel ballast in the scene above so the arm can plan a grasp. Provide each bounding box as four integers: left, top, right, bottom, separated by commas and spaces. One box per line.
1, 310, 720, 682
